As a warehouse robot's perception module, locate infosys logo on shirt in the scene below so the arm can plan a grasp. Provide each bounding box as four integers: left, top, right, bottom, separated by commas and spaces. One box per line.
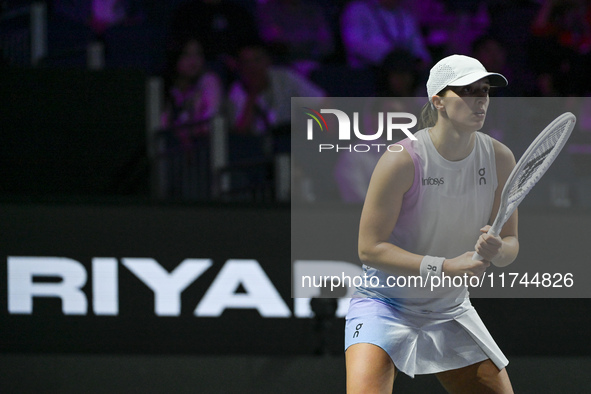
422, 177, 444, 186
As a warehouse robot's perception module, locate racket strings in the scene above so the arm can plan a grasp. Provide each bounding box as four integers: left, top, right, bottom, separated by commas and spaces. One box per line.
488, 113, 575, 234
506, 119, 573, 210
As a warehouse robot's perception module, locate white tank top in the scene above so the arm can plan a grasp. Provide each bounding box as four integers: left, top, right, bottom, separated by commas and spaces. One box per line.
359, 128, 498, 312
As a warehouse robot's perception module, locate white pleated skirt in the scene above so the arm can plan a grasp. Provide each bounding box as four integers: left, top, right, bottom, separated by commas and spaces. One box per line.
344, 297, 508, 378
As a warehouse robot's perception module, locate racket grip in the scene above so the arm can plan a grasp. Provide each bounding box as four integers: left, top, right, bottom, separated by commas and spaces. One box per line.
472, 252, 484, 261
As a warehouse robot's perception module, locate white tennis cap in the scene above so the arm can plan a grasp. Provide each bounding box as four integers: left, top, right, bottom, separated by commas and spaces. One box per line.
426, 54, 508, 102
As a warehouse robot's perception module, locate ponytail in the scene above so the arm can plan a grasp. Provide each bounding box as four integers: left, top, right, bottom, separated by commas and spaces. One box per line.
419, 102, 438, 129
419, 87, 450, 129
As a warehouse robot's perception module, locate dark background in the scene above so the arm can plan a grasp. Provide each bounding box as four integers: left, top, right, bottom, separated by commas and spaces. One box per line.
1, 203, 590, 357
1, 203, 590, 393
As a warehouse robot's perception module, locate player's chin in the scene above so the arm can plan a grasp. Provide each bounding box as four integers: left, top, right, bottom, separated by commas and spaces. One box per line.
460, 118, 485, 132
470, 114, 487, 128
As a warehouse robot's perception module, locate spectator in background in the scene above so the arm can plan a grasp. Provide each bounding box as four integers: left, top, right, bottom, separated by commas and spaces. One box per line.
168, 0, 259, 75
486, 0, 539, 96
375, 49, 422, 97
530, 0, 591, 95
54, 0, 145, 38
402, 0, 449, 56
228, 43, 325, 136
159, 36, 223, 199
405, 0, 490, 58
471, 35, 519, 96
340, 0, 430, 69
52, 0, 155, 70
226, 43, 324, 200
438, 0, 490, 55
532, 0, 591, 54
161, 37, 223, 144
255, 0, 334, 76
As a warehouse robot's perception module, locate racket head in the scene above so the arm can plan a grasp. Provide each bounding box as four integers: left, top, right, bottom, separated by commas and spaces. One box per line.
489, 112, 576, 235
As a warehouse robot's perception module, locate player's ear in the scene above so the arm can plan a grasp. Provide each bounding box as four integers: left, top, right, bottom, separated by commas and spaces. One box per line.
432, 95, 445, 111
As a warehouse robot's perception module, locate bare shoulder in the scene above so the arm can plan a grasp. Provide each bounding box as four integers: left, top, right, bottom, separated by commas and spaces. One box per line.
361, 144, 415, 234
491, 138, 515, 167
367, 145, 415, 196
490, 138, 516, 176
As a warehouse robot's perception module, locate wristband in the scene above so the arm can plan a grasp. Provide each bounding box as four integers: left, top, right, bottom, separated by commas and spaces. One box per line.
420, 255, 445, 280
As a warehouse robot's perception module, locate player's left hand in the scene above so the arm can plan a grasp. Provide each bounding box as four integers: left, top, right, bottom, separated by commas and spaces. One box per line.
475, 225, 503, 262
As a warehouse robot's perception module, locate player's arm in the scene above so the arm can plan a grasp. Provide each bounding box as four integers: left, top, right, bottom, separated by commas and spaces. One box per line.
475, 139, 519, 267
358, 148, 422, 276
358, 147, 489, 278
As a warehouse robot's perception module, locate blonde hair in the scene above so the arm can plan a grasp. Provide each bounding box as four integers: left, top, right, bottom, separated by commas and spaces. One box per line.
419, 102, 438, 129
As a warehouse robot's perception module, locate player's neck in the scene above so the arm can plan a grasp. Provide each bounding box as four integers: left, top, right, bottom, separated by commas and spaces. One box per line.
428, 125, 475, 162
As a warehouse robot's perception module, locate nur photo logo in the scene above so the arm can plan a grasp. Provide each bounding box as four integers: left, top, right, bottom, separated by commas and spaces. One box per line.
303, 107, 417, 153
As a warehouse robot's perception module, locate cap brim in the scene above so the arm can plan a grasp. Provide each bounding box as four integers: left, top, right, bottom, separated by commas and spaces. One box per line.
447, 72, 508, 88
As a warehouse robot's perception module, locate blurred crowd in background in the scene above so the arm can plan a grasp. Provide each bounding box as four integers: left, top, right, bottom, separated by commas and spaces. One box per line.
2, 0, 591, 204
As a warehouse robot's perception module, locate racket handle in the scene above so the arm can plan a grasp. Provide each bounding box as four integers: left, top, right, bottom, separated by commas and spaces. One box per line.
472, 252, 484, 261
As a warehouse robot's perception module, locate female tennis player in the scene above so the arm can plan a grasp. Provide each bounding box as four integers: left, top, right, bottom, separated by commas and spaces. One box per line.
345, 54, 519, 393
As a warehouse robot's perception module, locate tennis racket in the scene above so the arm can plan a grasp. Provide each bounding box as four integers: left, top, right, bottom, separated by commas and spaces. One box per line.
473, 112, 576, 261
